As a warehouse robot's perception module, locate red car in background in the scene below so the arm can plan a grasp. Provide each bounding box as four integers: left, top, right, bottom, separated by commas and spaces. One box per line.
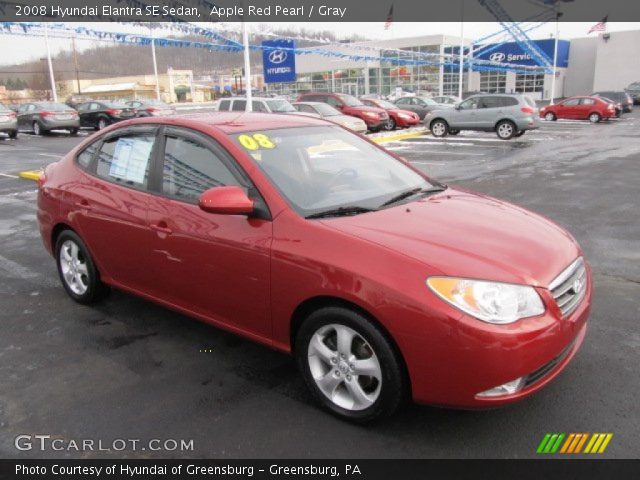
296, 92, 389, 132
360, 97, 420, 130
37, 112, 591, 422
540, 96, 616, 123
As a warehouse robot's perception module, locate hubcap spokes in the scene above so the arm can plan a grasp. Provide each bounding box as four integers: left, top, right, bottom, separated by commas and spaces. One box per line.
308, 324, 382, 411
499, 124, 512, 137
59, 240, 89, 295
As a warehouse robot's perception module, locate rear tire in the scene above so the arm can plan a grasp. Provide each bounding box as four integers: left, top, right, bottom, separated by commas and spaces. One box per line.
32, 121, 42, 136
69, 128, 79, 136
589, 112, 601, 123
9, 130, 18, 139
55, 230, 109, 305
295, 307, 407, 423
496, 120, 516, 140
97, 118, 108, 130
430, 119, 448, 137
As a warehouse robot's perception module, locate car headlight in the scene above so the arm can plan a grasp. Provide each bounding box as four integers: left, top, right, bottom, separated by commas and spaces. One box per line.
426, 277, 545, 324
398, 113, 412, 120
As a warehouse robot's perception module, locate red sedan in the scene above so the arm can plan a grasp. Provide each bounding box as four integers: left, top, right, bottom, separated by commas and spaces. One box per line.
37, 113, 591, 422
540, 96, 617, 123
361, 98, 421, 130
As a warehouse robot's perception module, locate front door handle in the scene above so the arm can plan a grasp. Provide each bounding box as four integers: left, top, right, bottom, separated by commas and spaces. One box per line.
150, 222, 173, 235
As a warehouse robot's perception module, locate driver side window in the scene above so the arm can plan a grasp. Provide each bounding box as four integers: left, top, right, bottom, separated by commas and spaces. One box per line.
459, 98, 479, 110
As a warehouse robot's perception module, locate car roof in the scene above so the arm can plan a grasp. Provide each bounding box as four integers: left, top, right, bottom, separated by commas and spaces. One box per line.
293, 101, 324, 106
147, 111, 330, 134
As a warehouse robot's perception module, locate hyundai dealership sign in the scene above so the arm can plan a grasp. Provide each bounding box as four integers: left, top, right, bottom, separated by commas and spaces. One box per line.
262, 39, 296, 83
475, 39, 570, 68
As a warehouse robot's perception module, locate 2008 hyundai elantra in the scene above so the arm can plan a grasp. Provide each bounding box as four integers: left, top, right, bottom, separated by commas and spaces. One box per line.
37, 112, 591, 422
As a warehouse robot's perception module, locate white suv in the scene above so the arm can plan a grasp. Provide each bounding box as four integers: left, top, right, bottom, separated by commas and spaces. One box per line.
216, 97, 313, 116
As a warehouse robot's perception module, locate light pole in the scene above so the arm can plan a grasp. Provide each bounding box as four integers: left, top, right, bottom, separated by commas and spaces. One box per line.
150, 26, 161, 101
242, 21, 252, 112
549, 11, 561, 104
43, 24, 57, 102
458, 0, 465, 99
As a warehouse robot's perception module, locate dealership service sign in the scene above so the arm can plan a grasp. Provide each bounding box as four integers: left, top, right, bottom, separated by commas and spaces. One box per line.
475, 39, 570, 68
263, 39, 296, 83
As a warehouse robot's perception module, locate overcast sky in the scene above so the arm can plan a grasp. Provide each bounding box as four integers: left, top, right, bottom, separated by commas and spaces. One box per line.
1, 22, 639, 66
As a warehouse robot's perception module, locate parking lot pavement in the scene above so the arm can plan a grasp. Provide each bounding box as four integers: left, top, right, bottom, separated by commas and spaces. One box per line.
1, 114, 639, 459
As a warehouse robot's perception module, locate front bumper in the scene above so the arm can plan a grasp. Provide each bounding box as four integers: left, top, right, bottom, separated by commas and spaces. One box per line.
395, 115, 420, 127
396, 264, 592, 408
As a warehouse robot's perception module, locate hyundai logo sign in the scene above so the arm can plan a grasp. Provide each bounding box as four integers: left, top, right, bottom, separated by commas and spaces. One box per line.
263, 39, 296, 83
489, 52, 506, 63
268, 50, 288, 65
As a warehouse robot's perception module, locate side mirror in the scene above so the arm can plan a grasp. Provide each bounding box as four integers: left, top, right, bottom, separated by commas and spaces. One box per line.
454, 104, 461, 110
198, 186, 254, 215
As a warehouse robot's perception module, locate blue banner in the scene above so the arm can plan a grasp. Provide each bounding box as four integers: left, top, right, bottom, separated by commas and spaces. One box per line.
262, 39, 296, 83
474, 39, 570, 68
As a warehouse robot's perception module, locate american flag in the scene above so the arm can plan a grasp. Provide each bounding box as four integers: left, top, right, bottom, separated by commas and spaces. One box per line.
384, 5, 394, 30
588, 16, 608, 34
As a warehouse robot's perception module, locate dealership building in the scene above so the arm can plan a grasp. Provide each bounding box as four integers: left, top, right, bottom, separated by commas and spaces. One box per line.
264, 29, 640, 100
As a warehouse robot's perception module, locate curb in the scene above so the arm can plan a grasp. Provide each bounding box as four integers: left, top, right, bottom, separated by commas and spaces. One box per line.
371, 129, 428, 144
18, 170, 42, 182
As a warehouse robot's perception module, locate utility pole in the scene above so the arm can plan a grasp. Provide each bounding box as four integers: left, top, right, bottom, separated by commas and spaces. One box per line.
242, 21, 252, 111
44, 24, 57, 102
549, 10, 561, 104
458, 0, 465, 99
72, 35, 81, 94
150, 26, 161, 101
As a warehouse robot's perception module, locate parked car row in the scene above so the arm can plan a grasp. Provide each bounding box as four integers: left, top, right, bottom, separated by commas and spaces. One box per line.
0, 98, 177, 138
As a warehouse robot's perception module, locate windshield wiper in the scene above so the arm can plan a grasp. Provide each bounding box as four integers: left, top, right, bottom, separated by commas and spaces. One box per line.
380, 186, 447, 208
305, 206, 376, 219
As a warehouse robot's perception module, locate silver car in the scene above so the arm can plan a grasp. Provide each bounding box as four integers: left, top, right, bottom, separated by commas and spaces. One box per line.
0, 103, 18, 139
293, 102, 368, 133
216, 97, 309, 116
17, 102, 80, 136
425, 94, 540, 140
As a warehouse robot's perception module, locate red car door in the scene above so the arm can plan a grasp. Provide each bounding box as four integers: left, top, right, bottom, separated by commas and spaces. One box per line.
146, 127, 272, 339
63, 126, 159, 292
560, 98, 582, 119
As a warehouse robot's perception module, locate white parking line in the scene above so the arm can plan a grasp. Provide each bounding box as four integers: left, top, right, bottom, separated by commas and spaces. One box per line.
411, 151, 486, 156
38, 153, 62, 159
0, 173, 19, 178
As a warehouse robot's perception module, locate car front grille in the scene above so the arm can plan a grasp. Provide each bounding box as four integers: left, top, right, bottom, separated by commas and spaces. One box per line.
523, 341, 574, 388
549, 257, 587, 318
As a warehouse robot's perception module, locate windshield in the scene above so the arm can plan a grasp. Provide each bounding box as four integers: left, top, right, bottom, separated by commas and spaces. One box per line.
338, 94, 364, 107
0, 104, 11, 112
420, 97, 438, 106
267, 99, 296, 112
313, 103, 341, 116
233, 126, 434, 217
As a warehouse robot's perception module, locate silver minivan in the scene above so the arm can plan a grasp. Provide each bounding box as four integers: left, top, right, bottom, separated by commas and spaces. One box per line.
425, 94, 540, 140
216, 97, 310, 116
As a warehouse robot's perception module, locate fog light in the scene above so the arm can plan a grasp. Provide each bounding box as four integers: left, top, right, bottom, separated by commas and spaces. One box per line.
476, 377, 525, 398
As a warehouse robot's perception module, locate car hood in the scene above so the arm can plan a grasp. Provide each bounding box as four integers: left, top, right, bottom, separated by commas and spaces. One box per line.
321, 188, 580, 286
347, 106, 387, 114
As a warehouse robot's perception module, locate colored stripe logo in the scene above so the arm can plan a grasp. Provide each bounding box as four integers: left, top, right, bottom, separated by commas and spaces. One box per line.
537, 433, 613, 454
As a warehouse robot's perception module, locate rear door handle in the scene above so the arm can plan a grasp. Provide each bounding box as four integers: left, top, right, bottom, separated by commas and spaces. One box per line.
150, 222, 173, 235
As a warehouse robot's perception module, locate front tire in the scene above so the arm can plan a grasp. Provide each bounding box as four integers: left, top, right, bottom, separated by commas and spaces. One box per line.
589, 112, 601, 123
69, 128, 79, 136
544, 112, 556, 121
384, 118, 396, 131
97, 118, 108, 130
430, 119, 449, 137
55, 230, 109, 305
496, 120, 516, 140
295, 307, 407, 423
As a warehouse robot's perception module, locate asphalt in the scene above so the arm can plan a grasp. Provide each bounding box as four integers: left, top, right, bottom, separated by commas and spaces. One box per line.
0, 113, 638, 459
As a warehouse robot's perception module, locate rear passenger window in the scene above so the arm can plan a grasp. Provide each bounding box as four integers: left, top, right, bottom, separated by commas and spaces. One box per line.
580, 98, 595, 105
232, 100, 246, 111
500, 97, 519, 107
252, 101, 269, 113
162, 136, 240, 202
76, 143, 98, 170
96, 135, 155, 188
480, 97, 501, 108
219, 100, 230, 111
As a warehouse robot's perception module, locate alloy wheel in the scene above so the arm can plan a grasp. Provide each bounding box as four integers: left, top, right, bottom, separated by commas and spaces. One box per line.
98, 118, 107, 130
33, 122, 41, 135
589, 113, 600, 123
307, 323, 382, 411
431, 121, 447, 137
545, 112, 555, 121
497, 122, 514, 139
59, 239, 89, 295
